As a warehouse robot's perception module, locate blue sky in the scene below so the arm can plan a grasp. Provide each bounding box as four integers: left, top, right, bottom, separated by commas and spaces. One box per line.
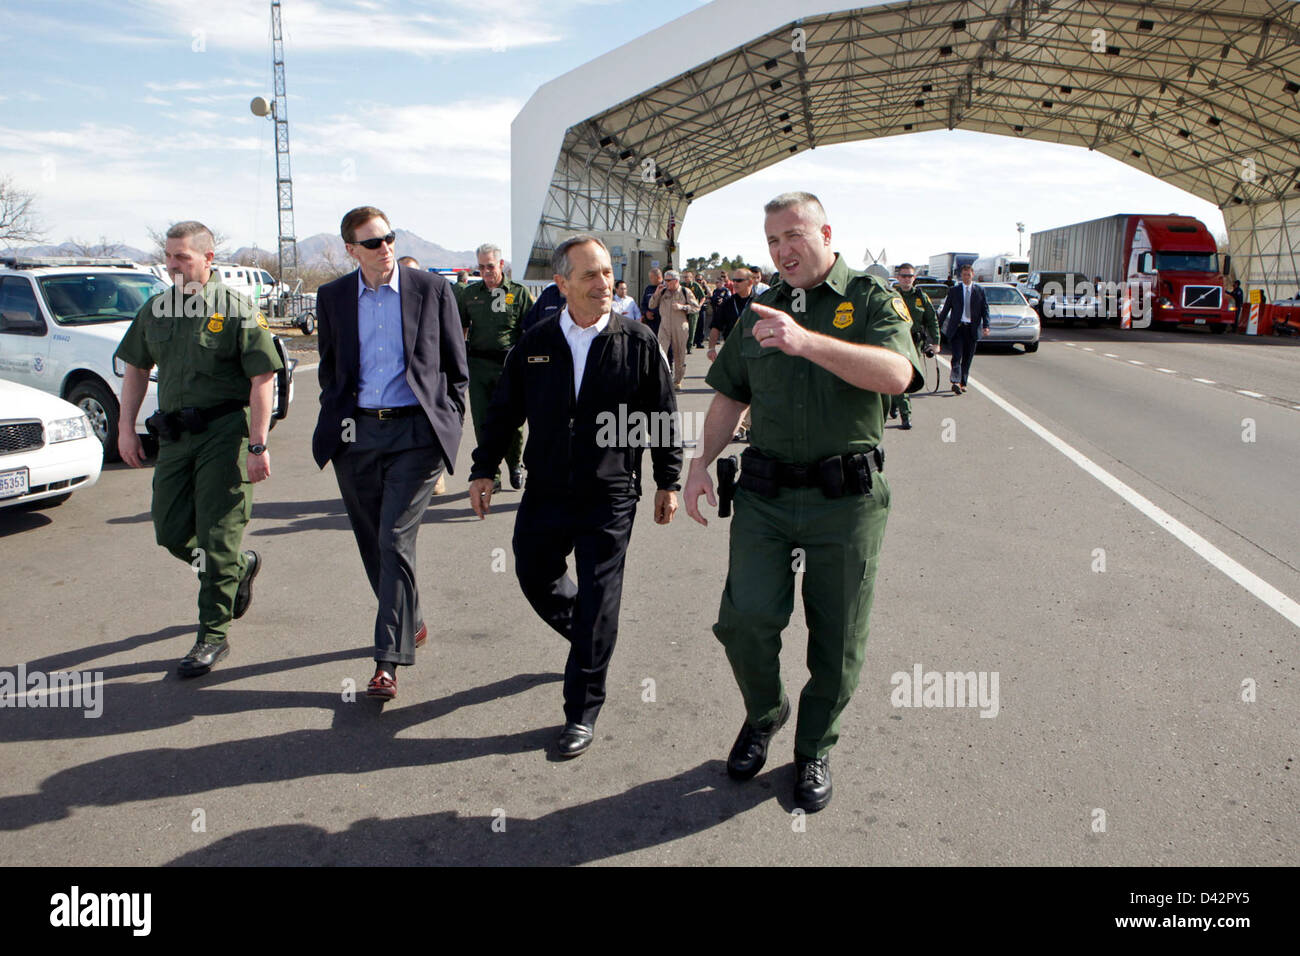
0, 0, 1225, 268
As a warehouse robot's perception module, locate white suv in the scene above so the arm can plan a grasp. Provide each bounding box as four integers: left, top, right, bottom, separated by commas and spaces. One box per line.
0, 257, 168, 461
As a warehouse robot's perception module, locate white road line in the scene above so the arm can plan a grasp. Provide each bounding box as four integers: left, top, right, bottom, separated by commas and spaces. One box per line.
964, 375, 1300, 630
1193, 378, 1216, 384
1128, 359, 1146, 365
1156, 368, 1177, 374
1104, 352, 1119, 358
1237, 389, 1265, 398
1081, 347, 1095, 351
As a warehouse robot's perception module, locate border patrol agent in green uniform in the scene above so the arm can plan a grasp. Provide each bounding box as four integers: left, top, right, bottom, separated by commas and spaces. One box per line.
114, 221, 283, 677
685, 192, 923, 812
459, 244, 534, 490
888, 263, 940, 429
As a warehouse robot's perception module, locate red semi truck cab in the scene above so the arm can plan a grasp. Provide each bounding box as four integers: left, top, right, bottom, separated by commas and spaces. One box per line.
1124, 216, 1234, 332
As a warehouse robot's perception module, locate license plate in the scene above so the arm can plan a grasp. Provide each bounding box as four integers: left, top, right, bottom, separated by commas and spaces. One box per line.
0, 467, 29, 499
1194, 318, 1206, 324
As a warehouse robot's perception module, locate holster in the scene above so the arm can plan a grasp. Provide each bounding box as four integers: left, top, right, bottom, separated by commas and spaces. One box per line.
717, 455, 738, 518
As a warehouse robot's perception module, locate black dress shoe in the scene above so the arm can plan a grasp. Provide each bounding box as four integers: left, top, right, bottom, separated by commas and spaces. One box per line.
793, 753, 832, 812
889, 404, 898, 419
951, 383, 961, 395
178, 640, 229, 678
726, 696, 790, 780
509, 466, 525, 490
900, 416, 912, 430
233, 550, 260, 619
556, 722, 594, 758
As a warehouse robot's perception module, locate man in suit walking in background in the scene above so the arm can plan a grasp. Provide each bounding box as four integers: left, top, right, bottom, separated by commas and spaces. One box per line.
312, 205, 469, 701
937, 264, 989, 394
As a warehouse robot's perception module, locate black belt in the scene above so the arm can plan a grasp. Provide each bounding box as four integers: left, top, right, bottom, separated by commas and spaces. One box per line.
147, 400, 246, 440
739, 446, 884, 498
356, 405, 421, 420
468, 348, 509, 361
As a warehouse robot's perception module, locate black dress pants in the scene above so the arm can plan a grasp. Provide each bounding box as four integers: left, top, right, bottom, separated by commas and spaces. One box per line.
512, 490, 638, 726
332, 413, 443, 667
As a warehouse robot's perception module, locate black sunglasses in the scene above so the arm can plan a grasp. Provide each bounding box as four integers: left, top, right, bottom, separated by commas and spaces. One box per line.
352, 233, 396, 250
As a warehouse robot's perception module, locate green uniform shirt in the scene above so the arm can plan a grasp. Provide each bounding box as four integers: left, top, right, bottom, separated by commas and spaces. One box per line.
459, 277, 534, 352
898, 286, 940, 346
706, 254, 924, 464
115, 273, 283, 412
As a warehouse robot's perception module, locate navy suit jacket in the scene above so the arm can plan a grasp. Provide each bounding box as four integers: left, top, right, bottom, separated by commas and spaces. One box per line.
938, 283, 990, 339
311, 266, 469, 471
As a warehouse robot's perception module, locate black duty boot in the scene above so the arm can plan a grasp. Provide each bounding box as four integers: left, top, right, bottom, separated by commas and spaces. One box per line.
726, 696, 791, 780
793, 753, 832, 812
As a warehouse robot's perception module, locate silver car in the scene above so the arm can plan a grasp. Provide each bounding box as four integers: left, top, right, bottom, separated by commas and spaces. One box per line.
981, 283, 1039, 352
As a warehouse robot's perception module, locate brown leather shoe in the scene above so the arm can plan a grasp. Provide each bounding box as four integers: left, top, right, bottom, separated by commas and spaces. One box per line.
366, 668, 396, 700
414, 622, 427, 649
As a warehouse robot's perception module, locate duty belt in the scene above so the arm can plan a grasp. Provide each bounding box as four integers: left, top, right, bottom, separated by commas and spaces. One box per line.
739, 446, 884, 499
146, 400, 246, 441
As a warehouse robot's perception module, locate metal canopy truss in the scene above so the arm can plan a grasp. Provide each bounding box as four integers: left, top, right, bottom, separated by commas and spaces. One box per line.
513, 0, 1300, 294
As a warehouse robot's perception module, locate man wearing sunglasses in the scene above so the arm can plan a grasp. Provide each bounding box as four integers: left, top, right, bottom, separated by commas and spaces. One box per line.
888, 263, 940, 430
312, 206, 469, 701
459, 243, 534, 492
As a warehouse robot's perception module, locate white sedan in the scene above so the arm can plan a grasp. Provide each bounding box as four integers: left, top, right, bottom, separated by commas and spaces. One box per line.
0, 378, 102, 510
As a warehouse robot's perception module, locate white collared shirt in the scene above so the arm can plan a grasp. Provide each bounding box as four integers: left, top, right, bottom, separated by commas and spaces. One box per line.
559, 307, 610, 395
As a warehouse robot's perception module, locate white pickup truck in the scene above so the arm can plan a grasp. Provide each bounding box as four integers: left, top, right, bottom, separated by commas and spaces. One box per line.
0, 256, 294, 462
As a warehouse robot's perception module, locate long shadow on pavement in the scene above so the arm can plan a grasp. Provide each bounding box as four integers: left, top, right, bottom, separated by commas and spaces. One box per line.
161, 759, 776, 866
0, 672, 561, 832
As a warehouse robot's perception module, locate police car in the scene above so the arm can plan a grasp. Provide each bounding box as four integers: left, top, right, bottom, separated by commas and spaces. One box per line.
0, 378, 102, 510
0, 256, 295, 462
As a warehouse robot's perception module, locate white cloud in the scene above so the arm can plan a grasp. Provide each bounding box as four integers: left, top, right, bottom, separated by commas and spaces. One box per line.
133, 0, 563, 55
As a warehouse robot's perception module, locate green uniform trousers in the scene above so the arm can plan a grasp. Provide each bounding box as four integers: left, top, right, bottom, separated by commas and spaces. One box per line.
889, 390, 911, 419
713, 477, 892, 758
150, 410, 252, 643
468, 355, 522, 475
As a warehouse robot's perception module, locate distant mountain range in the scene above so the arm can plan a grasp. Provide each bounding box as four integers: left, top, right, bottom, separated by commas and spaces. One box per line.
4, 229, 493, 271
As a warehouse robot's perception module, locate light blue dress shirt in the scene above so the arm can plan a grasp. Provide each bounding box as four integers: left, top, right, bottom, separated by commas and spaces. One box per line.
356, 268, 420, 409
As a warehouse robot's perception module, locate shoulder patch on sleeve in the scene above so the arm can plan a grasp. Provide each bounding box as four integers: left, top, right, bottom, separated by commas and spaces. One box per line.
891, 297, 912, 322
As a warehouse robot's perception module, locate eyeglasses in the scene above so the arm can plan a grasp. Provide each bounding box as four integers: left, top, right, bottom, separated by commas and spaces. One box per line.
732, 277, 751, 283
351, 233, 396, 250
897, 274, 915, 279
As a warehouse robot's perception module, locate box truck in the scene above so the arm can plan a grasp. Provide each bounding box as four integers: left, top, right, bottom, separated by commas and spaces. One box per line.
928, 252, 979, 282
971, 253, 1029, 283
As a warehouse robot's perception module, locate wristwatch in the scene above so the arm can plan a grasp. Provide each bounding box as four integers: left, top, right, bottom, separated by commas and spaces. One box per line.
249, 443, 267, 455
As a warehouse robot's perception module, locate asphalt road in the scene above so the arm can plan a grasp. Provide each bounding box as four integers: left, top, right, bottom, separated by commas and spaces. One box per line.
1, 328, 1295, 866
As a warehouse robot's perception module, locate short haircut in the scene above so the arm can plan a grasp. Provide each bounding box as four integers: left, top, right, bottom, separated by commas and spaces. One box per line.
897, 262, 915, 272
961, 264, 974, 272
340, 205, 389, 243
552, 234, 608, 278
397, 256, 419, 268
456, 270, 469, 280
476, 243, 503, 260
763, 191, 827, 226
749, 266, 762, 276
166, 220, 215, 254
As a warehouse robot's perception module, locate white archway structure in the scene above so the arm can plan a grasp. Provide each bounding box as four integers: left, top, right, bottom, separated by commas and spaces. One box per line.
512, 0, 1300, 297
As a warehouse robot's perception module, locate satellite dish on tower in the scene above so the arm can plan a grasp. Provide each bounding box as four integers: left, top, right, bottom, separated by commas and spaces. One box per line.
249, 96, 272, 117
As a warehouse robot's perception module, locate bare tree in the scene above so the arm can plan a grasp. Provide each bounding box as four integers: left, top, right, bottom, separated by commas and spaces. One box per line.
67, 236, 126, 258
0, 176, 47, 246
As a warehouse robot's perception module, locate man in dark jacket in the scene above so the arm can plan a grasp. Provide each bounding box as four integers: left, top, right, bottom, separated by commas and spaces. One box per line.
469, 235, 681, 759
936, 264, 989, 394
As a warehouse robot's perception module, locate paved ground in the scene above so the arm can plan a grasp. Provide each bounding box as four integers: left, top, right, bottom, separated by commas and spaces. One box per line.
1, 326, 1295, 865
